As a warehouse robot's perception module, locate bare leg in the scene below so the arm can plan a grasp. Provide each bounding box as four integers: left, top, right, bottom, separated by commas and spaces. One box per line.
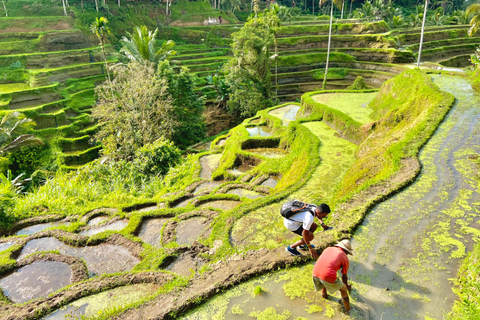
339, 286, 351, 311
321, 287, 328, 299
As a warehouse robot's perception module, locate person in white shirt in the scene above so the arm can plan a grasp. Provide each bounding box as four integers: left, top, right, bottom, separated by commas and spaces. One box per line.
284, 203, 331, 259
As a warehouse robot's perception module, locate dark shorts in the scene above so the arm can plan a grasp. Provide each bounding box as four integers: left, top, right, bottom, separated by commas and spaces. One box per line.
293, 226, 304, 236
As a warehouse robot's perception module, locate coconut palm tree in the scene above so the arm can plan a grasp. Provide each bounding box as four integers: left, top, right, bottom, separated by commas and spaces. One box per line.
120, 26, 176, 64
466, 3, 480, 36
90, 17, 114, 99
266, 4, 282, 101
61, 0, 67, 15
1, 0, 7, 17
323, 0, 342, 89
417, 0, 429, 68
341, 0, 345, 19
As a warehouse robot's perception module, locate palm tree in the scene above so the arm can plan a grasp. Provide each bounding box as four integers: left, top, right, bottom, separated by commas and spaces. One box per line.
341, 0, 345, 19
120, 26, 176, 64
1, 0, 7, 17
323, 0, 342, 89
90, 17, 114, 99
466, 3, 480, 36
417, 0, 428, 68
266, 4, 282, 101
61, 0, 67, 16
0, 112, 43, 156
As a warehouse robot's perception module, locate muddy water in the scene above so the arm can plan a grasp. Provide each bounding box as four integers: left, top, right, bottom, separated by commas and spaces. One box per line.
260, 176, 280, 188
79, 219, 129, 236
42, 283, 160, 319
268, 105, 300, 126
185, 75, 480, 319
0, 261, 72, 303
86, 216, 108, 226
227, 189, 264, 200
0, 241, 15, 252
176, 218, 210, 246
198, 200, 241, 211
18, 237, 140, 277
200, 154, 222, 180
166, 255, 203, 277
340, 75, 480, 319
15, 221, 72, 236
193, 181, 223, 194
137, 218, 170, 247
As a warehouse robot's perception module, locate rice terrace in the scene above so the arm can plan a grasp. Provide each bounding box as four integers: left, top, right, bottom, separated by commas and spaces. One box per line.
0, 0, 480, 319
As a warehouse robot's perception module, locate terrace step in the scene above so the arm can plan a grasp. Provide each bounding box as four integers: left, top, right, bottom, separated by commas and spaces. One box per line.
59, 135, 96, 153
173, 56, 231, 66
62, 145, 101, 166
418, 44, 479, 62
29, 62, 108, 86
439, 54, 471, 68
0, 84, 61, 110
0, 47, 104, 69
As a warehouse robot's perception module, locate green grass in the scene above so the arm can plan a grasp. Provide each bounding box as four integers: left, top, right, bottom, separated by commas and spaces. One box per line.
0, 83, 31, 93
311, 92, 377, 124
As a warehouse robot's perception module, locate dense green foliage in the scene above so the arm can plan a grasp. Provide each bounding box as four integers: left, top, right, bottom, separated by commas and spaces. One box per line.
158, 61, 206, 149
222, 11, 276, 117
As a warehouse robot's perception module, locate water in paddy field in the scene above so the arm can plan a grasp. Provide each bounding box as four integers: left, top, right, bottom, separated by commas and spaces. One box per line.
350, 75, 480, 319
183, 75, 480, 320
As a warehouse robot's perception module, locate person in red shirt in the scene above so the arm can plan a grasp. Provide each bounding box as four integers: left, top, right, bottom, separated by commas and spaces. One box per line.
312, 239, 353, 311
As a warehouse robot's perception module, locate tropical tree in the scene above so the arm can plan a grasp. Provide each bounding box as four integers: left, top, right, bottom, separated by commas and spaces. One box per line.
92, 62, 177, 160
417, 0, 429, 68
0, 112, 43, 156
427, 7, 449, 26
466, 3, 480, 36
90, 17, 113, 99
206, 74, 231, 110
223, 12, 274, 117
323, 0, 342, 89
449, 10, 472, 25
120, 26, 176, 64
157, 61, 206, 149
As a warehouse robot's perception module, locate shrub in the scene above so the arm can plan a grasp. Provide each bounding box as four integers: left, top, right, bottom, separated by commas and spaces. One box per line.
347, 76, 369, 90
133, 138, 181, 177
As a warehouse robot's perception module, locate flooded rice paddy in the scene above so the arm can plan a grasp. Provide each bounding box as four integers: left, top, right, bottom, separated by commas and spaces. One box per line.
137, 218, 170, 247
246, 126, 272, 137
79, 219, 129, 236
226, 188, 264, 200
0, 261, 72, 304
244, 148, 288, 158
268, 105, 300, 126
176, 217, 209, 246
42, 283, 160, 320
15, 221, 72, 236
190, 75, 480, 319
198, 200, 241, 211
18, 237, 140, 276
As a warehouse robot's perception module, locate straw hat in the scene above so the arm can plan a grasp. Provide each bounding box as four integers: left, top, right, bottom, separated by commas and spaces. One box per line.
334, 239, 353, 255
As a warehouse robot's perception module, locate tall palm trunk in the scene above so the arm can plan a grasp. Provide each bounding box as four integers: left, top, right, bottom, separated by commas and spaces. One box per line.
118, 0, 120, 7
94, 0, 98, 12
323, 0, 334, 89
1, 0, 7, 17
313, 0, 315, 15
417, 0, 428, 68
166, 0, 169, 16
99, 38, 114, 101
350, 0, 353, 14
341, 0, 345, 19
274, 34, 278, 102
61, 0, 67, 15
81, 0, 84, 11
66, 0, 69, 7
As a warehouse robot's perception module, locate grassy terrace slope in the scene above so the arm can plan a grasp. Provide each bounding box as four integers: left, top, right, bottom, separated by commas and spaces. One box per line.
0, 69, 455, 319
0, 16, 112, 168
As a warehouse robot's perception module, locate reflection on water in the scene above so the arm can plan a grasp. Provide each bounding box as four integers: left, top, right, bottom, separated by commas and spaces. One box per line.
42, 283, 159, 320
193, 181, 223, 194
268, 105, 300, 126
18, 237, 140, 277
0, 261, 72, 303
15, 221, 72, 236
79, 219, 129, 236
138, 218, 169, 247
176, 218, 209, 246
0, 241, 15, 253
260, 176, 280, 188
246, 126, 272, 137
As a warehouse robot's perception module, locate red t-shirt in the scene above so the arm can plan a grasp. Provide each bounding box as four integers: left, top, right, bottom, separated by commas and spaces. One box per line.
312, 246, 349, 283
